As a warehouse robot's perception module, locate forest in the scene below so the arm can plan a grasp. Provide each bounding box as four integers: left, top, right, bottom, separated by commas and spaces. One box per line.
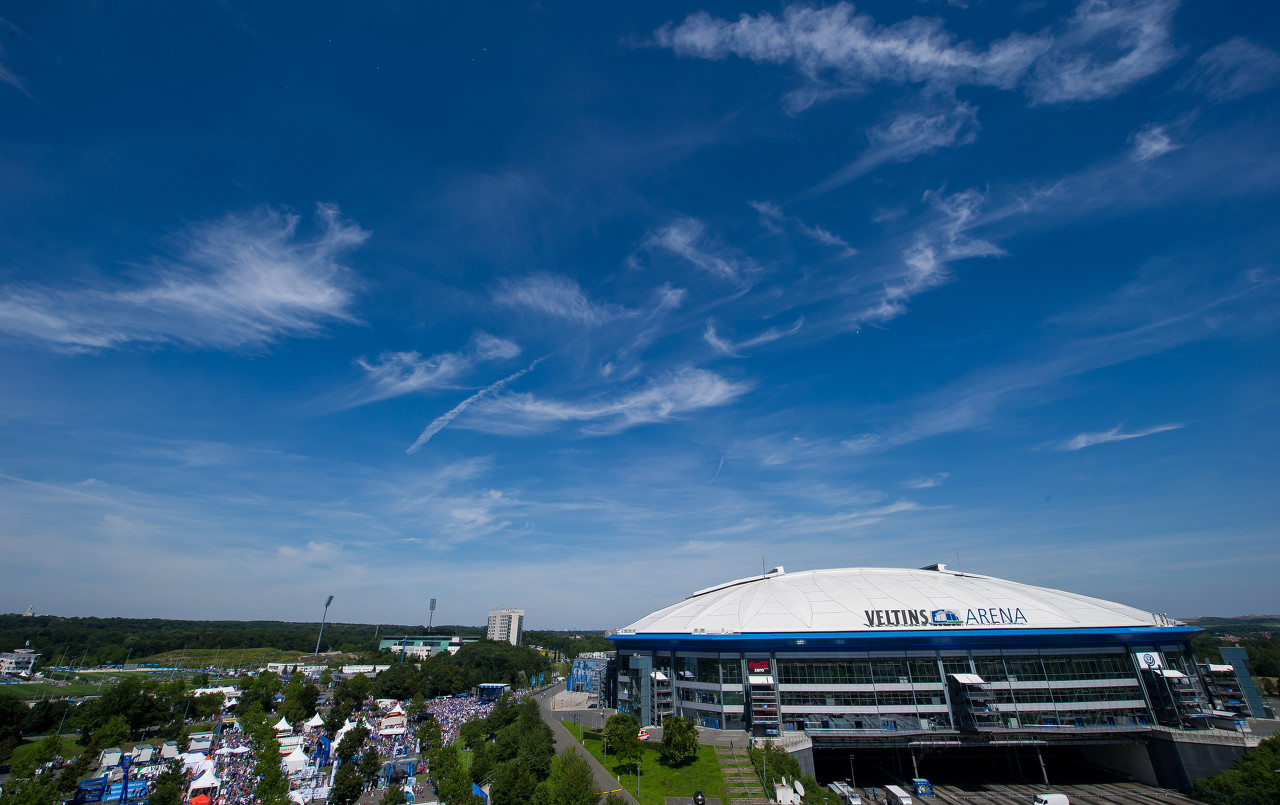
0, 615, 612, 668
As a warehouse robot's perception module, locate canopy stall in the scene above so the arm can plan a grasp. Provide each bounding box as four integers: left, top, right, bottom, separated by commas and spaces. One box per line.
304, 713, 325, 729
283, 746, 311, 774
188, 769, 220, 794
274, 716, 293, 734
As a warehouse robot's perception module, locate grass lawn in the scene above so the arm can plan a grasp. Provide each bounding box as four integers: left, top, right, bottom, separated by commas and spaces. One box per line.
135, 647, 315, 668
561, 723, 727, 805
6, 682, 104, 700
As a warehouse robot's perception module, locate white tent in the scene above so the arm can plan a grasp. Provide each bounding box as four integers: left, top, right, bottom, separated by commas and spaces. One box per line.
131, 745, 154, 763
98, 748, 122, 768
274, 716, 293, 733
333, 719, 359, 745
160, 742, 179, 760
188, 769, 220, 794
231, 746, 253, 754
181, 752, 208, 770
304, 713, 325, 729
283, 746, 311, 774
387, 703, 405, 715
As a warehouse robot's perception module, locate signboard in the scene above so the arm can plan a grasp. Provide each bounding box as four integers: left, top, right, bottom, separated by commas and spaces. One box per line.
1134, 652, 1164, 670
747, 660, 771, 674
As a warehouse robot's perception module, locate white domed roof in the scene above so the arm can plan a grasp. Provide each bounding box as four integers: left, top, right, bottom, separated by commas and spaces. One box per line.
616, 566, 1171, 635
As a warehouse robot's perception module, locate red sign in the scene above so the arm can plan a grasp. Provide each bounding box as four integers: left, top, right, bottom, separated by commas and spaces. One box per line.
747, 660, 771, 674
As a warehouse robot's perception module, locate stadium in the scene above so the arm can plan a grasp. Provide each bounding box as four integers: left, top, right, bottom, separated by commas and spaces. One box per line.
609, 564, 1249, 790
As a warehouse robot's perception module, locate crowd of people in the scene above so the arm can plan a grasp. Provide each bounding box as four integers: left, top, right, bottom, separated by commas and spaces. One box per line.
95, 685, 535, 805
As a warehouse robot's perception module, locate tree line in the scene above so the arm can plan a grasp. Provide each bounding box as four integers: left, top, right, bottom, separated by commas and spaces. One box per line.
1, 615, 615, 669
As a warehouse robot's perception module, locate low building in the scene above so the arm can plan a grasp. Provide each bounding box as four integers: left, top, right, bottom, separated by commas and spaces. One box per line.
0, 648, 38, 675
379, 635, 480, 657
567, 653, 617, 707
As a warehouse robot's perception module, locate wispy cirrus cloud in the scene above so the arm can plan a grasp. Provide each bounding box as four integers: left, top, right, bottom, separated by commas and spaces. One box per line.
903, 472, 949, 489
1059, 423, 1185, 451
645, 217, 755, 283
749, 201, 856, 254
655, 0, 1179, 108
1129, 123, 1180, 162
0, 203, 368, 351
492, 274, 618, 326
810, 102, 980, 195
464, 367, 752, 436
340, 332, 522, 410
0, 18, 30, 98
853, 188, 1003, 326
1025, 0, 1179, 105
407, 356, 548, 453
704, 318, 805, 357
1179, 37, 1280, 101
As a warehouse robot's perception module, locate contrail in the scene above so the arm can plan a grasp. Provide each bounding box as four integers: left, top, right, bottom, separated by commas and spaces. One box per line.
406, 355, 547, 453
710, 456, 724, 482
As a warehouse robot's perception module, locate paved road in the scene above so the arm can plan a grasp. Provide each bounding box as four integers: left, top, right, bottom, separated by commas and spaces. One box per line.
534, 685, 639, 805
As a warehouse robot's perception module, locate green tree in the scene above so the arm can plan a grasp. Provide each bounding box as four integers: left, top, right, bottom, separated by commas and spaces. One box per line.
603, 712, 642, 771
148, 761, 186, 805
93, 714, 130, 748
336, 724, 369, 763
330, 761, 364, 805
406, 693, 428, 721
360, 747, 382, 788
490, 759, 540, 805
536, 747, 599, 805
1195, 734, 1280, 803
659, 715, 698, 766
0, 768, 61, 805
380, 784, 406, 805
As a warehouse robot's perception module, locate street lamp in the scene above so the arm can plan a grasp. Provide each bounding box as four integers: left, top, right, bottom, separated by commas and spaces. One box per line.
314, 595, 334, 657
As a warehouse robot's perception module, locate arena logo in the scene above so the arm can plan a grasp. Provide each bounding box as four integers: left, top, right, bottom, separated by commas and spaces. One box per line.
863, 607, 1029, 627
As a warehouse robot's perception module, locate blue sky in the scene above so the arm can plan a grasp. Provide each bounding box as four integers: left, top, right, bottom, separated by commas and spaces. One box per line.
1, 1, 1278, 631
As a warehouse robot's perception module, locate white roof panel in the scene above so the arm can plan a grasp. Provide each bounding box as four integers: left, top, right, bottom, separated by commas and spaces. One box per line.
618, 567, 1171, 635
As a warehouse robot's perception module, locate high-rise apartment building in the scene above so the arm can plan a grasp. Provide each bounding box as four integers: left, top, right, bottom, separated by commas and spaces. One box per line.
487, 608, 524, 646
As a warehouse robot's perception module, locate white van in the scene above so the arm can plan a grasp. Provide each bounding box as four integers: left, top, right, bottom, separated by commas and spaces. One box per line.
885, 785, 914, 805
1033, 794, 1070, 805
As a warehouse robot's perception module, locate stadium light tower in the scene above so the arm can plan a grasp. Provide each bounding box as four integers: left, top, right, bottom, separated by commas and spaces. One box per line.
314, 595, 334, 657
428, 598, 437, 634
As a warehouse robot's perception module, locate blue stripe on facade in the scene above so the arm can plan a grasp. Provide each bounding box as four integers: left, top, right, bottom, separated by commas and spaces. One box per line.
609, 626, 1198, 652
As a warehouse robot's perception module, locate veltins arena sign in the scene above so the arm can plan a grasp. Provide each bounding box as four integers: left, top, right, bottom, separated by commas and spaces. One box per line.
862, 607, 1029, 628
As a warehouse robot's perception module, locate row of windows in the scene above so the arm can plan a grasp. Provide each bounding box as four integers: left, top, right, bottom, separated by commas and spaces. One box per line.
626, 650, 1151, 688
780, 690, 947, 707
776, 658, 943, 685
988, 685, 1144, 704
973, 655, 1135, 682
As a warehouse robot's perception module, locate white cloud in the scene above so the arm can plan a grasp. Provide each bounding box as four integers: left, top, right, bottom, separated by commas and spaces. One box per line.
407, 356, 547, 453
0, 18, 29, 98
646, 217, 752, 282
465, 367, 752, 436
904, 472, 949, 488
812, 102, 980, 194
1059, 423, 1184, 451
1129, 123, 1179, 161
0, 203, 368, 351
1026, 0, 1179, 104
704, 317, 805, 357
1180, 37, 1280, 101
749, 201, 856, 253
853, 188, 1003, 326
655, 4, 1045, 89
344, 333, 521, 409
656, 0, 1179, 107
492, 274, 617, 326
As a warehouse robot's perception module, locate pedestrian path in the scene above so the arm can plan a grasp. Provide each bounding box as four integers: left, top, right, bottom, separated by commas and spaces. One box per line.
713, 746, 769, 805
535, 686, 638, 805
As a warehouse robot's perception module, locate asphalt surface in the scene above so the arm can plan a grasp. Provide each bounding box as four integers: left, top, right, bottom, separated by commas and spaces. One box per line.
534, 685, 639, 805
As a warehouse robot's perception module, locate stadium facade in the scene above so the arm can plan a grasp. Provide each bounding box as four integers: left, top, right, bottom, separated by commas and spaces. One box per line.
609, 565, 1256, 789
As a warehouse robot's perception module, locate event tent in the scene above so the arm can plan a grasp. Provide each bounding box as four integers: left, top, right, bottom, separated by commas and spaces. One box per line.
304, 713, 325, 729
188, 769, 220, 794
160, 742, 179, 760
274, 716, 293, 733
283, 746, 310, 774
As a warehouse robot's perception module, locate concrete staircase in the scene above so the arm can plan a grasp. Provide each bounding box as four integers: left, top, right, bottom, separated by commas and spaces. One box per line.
715, 746, 770, 805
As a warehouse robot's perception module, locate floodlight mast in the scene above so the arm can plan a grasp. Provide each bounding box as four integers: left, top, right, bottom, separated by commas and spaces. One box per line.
314, 595, 334, 657
428, 598, 437, 634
